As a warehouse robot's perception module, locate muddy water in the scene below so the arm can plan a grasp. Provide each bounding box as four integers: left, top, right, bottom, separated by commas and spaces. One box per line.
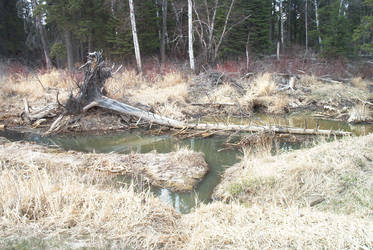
1, 115, 372, 213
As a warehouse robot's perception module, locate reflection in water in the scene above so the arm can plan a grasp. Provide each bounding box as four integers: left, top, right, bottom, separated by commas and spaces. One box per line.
1, 115, 372, 213
0, 129, 240, 213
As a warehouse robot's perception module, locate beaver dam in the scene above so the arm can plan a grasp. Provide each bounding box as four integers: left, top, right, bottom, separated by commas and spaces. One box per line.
2, 114, 372, 213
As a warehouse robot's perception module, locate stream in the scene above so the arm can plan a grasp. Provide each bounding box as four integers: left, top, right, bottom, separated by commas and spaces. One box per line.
1, 115, 372, 213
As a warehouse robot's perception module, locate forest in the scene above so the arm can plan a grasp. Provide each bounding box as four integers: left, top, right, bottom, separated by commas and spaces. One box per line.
1, 0, 373, 70
0, 0, 373, 249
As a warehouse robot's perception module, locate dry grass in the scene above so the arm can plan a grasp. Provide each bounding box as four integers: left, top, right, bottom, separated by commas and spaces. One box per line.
351, 77, 370, 90
105, 70, 189, 119
308, 80, 373, 106
0, 138, 372, 249
203, 83, 240, 104
1, 69, 73, 101
251, 72, 276, 96
0, 158, 181, 249
298, 74, 322, 86
216, 134, 373, 217
182, 202, 372, 249
105, 70, 147, 99
157, 71, 185, 88
348, 104, 372, 123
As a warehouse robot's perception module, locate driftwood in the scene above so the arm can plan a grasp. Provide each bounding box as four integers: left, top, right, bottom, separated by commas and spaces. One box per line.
39, 51, 351, 136
22, 98, 58, 124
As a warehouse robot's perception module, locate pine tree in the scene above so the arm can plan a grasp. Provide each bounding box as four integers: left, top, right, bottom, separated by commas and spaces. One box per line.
353, 0, 373, 54
319, 0, 354, 57
0, 0, 26, 57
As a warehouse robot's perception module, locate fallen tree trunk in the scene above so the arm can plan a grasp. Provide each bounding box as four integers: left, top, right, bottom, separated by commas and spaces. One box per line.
43, 51, 351, 137
84, 96, 351, 136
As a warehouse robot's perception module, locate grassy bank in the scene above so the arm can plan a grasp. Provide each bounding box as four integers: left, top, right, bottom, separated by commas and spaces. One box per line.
214, 134, 373, 217
1, 136, 372, 249
0, 141, 208, 192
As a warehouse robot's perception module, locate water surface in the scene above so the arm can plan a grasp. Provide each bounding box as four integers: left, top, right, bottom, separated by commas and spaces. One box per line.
1, 114, 372, 213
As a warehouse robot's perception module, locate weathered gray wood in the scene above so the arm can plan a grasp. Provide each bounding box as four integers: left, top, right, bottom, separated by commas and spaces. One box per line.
91, 96, 351, 136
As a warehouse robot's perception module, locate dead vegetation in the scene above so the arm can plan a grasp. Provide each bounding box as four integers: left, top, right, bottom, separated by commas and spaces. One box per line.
1, 56, 372, 134
214, 134, 373, 217
0, 136, 372, 249
0, 141, 208, 192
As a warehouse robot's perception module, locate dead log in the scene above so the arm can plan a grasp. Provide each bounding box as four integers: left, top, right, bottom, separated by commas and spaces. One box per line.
45, 51, 351, 137
22, 98, 58, 124
83, 96, 350, 136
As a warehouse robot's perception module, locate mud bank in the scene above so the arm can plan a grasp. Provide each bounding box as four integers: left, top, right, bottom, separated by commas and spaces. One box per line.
0, 138, 208, 192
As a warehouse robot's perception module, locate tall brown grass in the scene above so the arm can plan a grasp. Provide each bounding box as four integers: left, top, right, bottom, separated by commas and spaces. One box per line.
1, 69, 74, 101
251, 72, 276, 96
1, 138, 372, 249
216, 134, 373, 217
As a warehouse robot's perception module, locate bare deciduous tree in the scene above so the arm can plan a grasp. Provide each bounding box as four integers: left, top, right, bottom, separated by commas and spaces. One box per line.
305, 0, 308, 52
129, 0, 142, 72
32, 0, 52, 70
314, 0, 322, 50
280, 0, 284, 47
160, 0, 168, 64
188, 0, 195, 72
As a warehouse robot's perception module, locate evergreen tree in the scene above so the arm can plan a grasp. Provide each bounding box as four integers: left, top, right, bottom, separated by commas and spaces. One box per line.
0, 0, 26, 57
319, 0, 354, 57
220, 0, 272, 58
353, 0, 373, 54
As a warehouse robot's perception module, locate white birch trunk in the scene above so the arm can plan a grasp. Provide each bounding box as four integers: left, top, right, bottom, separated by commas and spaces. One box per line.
314, 0, 322, 50
277, 41, 280, 61
246, 32, 250, 72
280, 0, 284, 47
339, 0, 344, 16
129, 0, 142, 72
305, 0, 308, 52
188, 0, 195, 72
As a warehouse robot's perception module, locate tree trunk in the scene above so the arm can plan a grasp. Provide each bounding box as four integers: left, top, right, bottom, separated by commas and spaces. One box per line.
214, 0, 235, 61
160, 0, 168, 64
129, 0, 142, 72
279, 0, 284, 47
305, 0, 308, 53
64, 29, 74, 72
88, 33, 92, 53
111, 0, 116, 15
277, 41, 280, 61
206, 0, 218, 63
40, 26, 52, 70
188, 0, 195, 72
32, 0, 52, 70
314, 0, 322, 50
245, 32, 250, 72
339, 0, 344, 16
89, 96, 351, 136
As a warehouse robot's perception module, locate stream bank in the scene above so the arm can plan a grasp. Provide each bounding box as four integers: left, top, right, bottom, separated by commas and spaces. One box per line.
2, 114, 373, 213
0, 138, 208, 192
